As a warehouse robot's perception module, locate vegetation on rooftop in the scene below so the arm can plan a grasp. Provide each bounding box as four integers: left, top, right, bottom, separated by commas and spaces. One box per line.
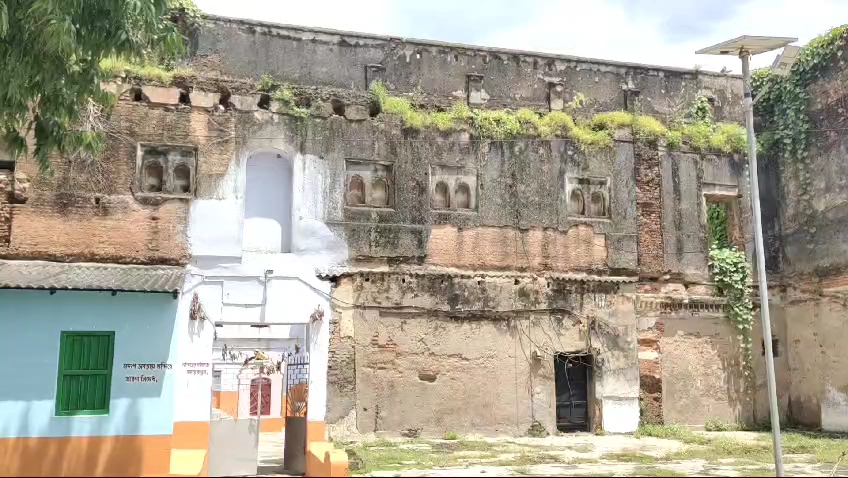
369, 81, 747, 153
99, 57, 194, 84
256, 74, 310, 118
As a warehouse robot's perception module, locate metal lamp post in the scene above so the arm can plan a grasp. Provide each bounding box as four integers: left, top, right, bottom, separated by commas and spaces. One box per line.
696, 35, 798, 478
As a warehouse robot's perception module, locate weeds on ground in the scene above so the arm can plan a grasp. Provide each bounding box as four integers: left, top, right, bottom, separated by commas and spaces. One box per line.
634, 466, 688, 477
602, 452, 658, 464
634, 424, 708, 445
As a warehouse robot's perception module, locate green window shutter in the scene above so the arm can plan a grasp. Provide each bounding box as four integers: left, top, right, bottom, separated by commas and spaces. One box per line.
55, 331, 115, 416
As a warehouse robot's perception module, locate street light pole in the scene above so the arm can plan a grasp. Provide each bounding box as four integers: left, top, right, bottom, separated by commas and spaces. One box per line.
696, 35, 797, 478
740, 50, 785, 477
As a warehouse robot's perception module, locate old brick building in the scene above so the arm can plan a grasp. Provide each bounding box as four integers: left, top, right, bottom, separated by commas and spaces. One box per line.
0, 13, 824, 477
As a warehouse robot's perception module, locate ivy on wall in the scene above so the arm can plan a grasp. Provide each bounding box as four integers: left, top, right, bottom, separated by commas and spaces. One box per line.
709, 244, 754, 377
707, 201, 754, 377
707, 203, 731, 249
752, 25, 848, 241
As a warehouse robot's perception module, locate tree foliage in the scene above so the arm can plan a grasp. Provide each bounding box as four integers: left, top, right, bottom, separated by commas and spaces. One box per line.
0, 0, 194, 172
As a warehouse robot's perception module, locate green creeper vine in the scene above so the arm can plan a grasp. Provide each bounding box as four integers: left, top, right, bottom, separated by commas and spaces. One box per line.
707, 202, 754, 377
709, 244, 754, 378
753, 25, 848, 244
707, 203, 731, 249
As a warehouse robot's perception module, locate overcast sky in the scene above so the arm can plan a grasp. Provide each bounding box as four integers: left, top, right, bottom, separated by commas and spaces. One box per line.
195, 0, 848, 73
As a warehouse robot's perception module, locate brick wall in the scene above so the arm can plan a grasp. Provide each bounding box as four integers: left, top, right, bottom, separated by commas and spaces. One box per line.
3, 100, 236, 265
638, 318, 664, 424
635, 143, 665, 277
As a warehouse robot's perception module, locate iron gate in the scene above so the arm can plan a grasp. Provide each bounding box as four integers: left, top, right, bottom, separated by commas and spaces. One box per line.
283, 353, 310, 474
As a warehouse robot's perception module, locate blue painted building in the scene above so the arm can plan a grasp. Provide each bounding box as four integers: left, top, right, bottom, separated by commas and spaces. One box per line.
0, 260, 185, 477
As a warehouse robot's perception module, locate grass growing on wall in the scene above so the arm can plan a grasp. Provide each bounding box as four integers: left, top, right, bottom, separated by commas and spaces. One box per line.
99, 56, 193, 84
370, 82, 747, 153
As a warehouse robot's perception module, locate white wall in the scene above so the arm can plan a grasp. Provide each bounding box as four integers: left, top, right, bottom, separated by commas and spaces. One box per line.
243, 153, 293, 253
183, 143, 347, 428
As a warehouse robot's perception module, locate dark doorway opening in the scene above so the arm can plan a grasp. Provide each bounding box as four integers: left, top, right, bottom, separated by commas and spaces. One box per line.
554, 353, 592, 432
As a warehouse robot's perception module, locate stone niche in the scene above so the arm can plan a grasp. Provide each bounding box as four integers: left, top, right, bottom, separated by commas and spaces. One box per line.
429, 165, 477, 212
565, 176, 610, 219
345, 159, 394, 209
135, 143, 197, 198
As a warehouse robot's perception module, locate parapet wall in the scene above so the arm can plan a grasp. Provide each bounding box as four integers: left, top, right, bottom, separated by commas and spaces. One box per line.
193, 15, 744, 121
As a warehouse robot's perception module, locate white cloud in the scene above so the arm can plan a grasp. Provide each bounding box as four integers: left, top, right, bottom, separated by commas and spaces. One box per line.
195, 0, 848, 73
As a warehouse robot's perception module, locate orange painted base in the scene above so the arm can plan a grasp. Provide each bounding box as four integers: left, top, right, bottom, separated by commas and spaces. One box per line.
306, 420, 326, 444
213, 391, 239, 418
259, 417, 285, 432
0, 435, 171, 477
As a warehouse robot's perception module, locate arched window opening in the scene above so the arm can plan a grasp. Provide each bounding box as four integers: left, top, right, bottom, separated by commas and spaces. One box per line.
454, 182, 471, 209
568, 189, 585, 216
433, 181, 450, 209
172, 164, 191, 194
370, 178, 389, 208
347, 175, 365, 206
589, 191, 606, 217
142, 161, 164, 193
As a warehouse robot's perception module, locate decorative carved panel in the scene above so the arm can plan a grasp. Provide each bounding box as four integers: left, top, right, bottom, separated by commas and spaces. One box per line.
135, 143, 197, 198
345, 159, 394, 209
565, 177, 609, 219
430, 165, 477, 212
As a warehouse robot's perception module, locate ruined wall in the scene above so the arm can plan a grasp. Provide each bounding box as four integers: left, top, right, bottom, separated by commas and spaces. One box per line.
755, 40, 848, 431
0, 98, 237, 265
328, 272, 637, 437
779, 284, 848, 430
633, 146, 752, 427
635, 288, 790, 428
193, 16, 744, 122
773, 42, 848, 278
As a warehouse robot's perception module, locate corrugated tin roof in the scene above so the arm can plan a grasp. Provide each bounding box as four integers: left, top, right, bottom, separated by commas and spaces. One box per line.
0, 260, 185, 293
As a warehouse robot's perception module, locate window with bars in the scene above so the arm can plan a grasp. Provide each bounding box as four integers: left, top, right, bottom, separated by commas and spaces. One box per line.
55, 331, 115, 417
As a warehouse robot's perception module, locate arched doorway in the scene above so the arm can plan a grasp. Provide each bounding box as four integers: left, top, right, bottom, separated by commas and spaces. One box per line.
250, 376, 272, 417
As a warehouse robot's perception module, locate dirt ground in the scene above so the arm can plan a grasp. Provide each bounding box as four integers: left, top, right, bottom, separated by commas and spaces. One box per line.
333, 425, 848, 477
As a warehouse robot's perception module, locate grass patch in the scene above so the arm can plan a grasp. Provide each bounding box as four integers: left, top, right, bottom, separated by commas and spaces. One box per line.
602, 452, 658, 464
444, 431, 458, 441
734, 466, 776, 477
511, 466, 532, 475
634, 466, 687, 477
644, 427, 848, 466
780, 431, 848, 463
99, 56, 192, 84
634, 424, 709, 445
704, 418, 742, 432
494, 452, 564, 466
665, 436, 772, 463
428, 439, 499, 454
346, 440, 470, 475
